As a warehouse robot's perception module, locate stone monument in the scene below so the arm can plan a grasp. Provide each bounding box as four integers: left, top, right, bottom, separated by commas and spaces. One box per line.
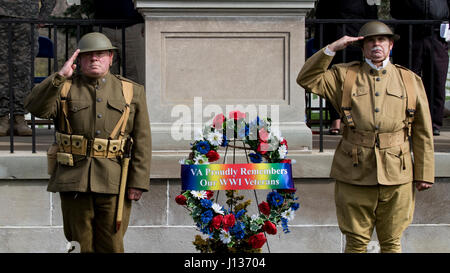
134, 0, 316, 177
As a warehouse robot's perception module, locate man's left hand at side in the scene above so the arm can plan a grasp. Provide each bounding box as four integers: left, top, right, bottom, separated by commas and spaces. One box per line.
128, 188, 143, 201
415, 181, 433, 191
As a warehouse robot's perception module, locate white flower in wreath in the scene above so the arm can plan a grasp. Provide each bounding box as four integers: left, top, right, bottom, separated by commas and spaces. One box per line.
219, 230, 232, 244
191, 190, 207, 199
278, 144, 288, 159
179, 158, 187, 165
194, 128, 204, 141
270, 127, 282, 140
212, 203, 224, 215
194, 154, 209, 165
281, 208, 295, 221
207, 130, 223, 146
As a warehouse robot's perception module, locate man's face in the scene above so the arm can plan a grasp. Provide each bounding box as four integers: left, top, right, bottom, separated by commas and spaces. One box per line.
79, 50, 114, 78
362, 35, 393, 64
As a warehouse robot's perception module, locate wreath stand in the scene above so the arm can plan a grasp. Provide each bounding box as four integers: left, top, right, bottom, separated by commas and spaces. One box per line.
215, 131, 272, 253
178, 113, 298, 253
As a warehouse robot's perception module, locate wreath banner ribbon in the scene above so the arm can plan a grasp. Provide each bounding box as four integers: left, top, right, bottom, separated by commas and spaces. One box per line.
181, 163, 294, 191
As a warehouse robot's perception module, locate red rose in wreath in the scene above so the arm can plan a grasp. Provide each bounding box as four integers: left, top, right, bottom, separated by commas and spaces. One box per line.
175, 194, 187, 205
248, 232, 267, 249
211, 215, 223, 230
206, 150, 220, 162
212, 113, 226, 128
228, 110, 246, 120
205, 190, 214, 200
263, 221, 277, 235
222, 214, 236, 231
258, 201, 271, 216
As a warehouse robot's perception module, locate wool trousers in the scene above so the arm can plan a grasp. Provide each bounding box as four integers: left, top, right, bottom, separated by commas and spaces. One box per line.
60, 192, 132, 253
335, 181, 415, 253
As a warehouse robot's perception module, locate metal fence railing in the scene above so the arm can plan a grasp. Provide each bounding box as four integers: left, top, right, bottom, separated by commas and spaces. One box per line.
0, 18, 446, 153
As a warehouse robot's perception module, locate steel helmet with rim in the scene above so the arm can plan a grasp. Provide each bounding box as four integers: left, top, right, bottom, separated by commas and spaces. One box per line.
77, 32, 117, 53
354, 21, 400, 47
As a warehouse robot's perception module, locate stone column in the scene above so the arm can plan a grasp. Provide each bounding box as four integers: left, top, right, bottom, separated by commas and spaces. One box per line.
135, 0, 316, 177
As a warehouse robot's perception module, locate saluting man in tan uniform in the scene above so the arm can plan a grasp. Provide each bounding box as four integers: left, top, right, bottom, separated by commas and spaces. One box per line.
297, 21, 434, 253
25, 33, 151, 253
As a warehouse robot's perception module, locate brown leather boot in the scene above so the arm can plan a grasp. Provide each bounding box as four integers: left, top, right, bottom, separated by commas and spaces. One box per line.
0, 115, 9, 136
13, 115, 32, 136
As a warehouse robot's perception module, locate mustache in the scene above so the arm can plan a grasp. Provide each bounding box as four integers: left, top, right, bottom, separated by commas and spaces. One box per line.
371, 46, 383, 52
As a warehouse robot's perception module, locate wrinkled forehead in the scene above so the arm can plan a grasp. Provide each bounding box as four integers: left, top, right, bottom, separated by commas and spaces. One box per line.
363, 35, 393, 43
362, 35, 394, 49
79, 50, 113, 57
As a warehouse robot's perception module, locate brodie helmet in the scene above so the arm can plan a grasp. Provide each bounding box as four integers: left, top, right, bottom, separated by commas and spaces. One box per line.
354, 21, 400, 47
77, 32, 117, 53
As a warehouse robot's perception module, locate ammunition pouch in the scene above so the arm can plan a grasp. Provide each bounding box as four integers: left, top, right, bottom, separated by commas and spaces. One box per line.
57, 152, 74, 166
54, 132, 128, 166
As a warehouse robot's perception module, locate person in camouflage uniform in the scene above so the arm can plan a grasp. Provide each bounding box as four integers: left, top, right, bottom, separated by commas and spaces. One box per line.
0, 0, 56, 136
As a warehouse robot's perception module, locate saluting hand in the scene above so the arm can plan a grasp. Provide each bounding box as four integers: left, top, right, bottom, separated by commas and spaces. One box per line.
58, 49, 80, 78
328, 35, 364, 52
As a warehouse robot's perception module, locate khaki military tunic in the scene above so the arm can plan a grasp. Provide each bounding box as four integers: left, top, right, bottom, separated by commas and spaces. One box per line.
297, 48, 434, 186
25, 72, 152, 194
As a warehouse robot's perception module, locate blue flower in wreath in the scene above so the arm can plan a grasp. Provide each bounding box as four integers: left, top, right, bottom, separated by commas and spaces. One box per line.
291, 203, 300, 211
281, 218, 290, 233
221, 134, 228, 147
267, 191, 284, 207
230, 221, 246, 240
249, 116, 265, 129
200, 199, 213, 209
234, 209, 246, 219
196, 141, 211, 154
201, 210, 213, 224
238, 124, 250, 139
249, 152, 263, 163
198, 223, 213, 236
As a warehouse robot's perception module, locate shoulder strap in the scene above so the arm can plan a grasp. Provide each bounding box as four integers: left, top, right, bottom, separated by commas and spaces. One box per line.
109, 80, 134, 140
398, 68, 416, 136
122, 81, 134, 105
60, 80, 73, 134
60, 80, 72, 97
341, 64, 359, 129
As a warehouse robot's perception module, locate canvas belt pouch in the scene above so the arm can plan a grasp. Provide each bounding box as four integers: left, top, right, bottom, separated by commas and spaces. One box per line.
91, 138, 125, 158
92, 138, 109, 158
55, 132, 88, 155
54, 132, 125, 160
57, 132, 72, 153
71, 134, 87, 155
54, 132, 74, 166
56, 152, 74, 166
107, 139, 123, 158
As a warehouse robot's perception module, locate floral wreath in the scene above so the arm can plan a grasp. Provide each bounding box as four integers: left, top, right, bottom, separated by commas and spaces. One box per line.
176, 111, 299, 253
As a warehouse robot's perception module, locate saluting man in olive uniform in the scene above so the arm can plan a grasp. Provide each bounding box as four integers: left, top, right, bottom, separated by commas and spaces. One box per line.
25, 32, 151, 253
297, 21, 434, 253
